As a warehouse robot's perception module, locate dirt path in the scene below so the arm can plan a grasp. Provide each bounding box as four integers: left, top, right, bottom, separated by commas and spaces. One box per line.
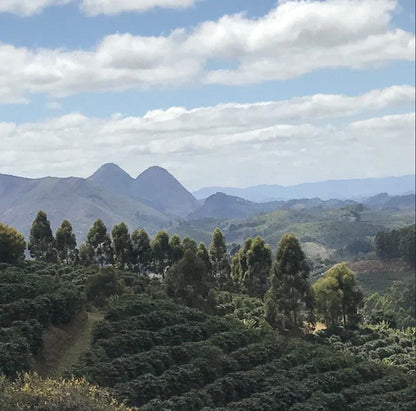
34, 311, 105, 377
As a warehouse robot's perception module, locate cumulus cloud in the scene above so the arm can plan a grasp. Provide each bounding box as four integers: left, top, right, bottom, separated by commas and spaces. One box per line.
0, 86, 414, 188
0, 0, 413, 103
0, 0, 70, 16
80, 0, 200, 15
0, 0, 199, 15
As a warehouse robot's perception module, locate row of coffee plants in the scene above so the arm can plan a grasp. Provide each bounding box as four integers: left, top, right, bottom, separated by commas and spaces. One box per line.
75, 295, 415, 410
0, 262, 85, 376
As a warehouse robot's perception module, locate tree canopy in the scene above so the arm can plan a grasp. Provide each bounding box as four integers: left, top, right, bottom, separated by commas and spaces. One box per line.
28, 211, 56, 263
0, 222, 26, 264
313, 263, 363, 327
265, 233, 314, 331
55, 219, 77, 264
231, 236, 272, 298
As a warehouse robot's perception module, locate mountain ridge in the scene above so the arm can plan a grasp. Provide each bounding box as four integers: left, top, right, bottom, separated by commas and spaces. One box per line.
193, 175, 416, 202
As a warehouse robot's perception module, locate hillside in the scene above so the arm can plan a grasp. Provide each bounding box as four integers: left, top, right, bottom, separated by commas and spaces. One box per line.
89, 164, 200, 217
188, 192, 280, 220
193, 175, 416, 202
74, 294, 415, 410
132, 166, 200, 217
363, 193, 416, 211
0, 174, 171, 241
176, 203, 415, 257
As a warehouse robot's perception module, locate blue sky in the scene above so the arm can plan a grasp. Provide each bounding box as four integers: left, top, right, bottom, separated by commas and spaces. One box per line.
0, 0, 414, 190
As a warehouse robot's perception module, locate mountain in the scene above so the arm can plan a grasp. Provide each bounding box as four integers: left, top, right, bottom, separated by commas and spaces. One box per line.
363, 193, 416, 211
88, 164, 199, 217
0, 174, 172, 241
188, 192, 280, 220
193, 175, 416, 202
131, 166, 199, 217
88, 163, 134, 197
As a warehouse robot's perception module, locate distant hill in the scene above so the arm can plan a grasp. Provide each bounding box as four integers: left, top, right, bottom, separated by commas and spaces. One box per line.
193, 175, 416, 202
363, 193, 416, 211
188, 192, 280, 220
0, 174, 172, 241
89, 164, 199, 217
188, 192, 356, 220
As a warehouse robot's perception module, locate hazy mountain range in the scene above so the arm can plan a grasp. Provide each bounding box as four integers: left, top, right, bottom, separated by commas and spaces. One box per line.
193, 175, 415, 202
0, 164, 414, 241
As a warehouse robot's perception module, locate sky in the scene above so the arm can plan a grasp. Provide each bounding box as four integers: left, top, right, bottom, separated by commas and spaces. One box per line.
0, 0, 414, 191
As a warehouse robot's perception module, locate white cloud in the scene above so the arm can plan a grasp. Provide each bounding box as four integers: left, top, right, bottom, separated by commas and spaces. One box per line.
0, 0, 413, 103
0, 0, 198, 15
0, 86, 414, 188
80, 0, 200, 16
0, 0, 70, 16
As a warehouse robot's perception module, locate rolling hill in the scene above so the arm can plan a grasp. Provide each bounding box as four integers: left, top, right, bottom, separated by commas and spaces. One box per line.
193, 175, 416, 202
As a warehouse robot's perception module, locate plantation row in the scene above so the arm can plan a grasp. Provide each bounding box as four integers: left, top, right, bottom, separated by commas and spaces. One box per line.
0, 263, 85, 376
314, 324, 416, 375
75, 295, 415, 410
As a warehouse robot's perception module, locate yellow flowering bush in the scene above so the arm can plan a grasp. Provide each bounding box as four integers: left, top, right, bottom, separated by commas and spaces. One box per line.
0, 373, 137, 410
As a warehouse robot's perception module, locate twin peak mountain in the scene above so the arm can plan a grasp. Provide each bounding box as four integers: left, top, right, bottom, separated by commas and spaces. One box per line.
89, 163, 199, 217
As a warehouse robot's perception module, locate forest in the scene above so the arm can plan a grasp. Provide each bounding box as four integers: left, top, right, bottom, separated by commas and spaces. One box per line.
0, 211, 415, 410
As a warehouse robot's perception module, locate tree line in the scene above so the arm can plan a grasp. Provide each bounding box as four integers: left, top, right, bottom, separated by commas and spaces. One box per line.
1, 211, 366, 331
375, 224, 415, 267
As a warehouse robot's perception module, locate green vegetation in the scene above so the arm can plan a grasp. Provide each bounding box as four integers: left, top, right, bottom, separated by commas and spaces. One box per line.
74, 295, 415, 410
231, 236, 272, 298
0, 373, 136, 410
265, 233, 314, 331
0, 222, 25, 264
375, 225, 415, 267
1, 214, 415, 410
28, 211, 57, 263
314, 263, 363, 327
0, 262, 84, 376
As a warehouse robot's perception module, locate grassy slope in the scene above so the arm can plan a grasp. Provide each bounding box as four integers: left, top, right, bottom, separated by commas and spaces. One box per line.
34, 311, 104, 377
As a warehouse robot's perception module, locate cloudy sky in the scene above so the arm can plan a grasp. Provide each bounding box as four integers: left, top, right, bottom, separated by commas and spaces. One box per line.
0, 0, 414, 190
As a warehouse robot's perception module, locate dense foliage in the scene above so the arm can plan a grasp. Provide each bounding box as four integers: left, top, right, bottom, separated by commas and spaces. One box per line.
75, 295, 415, 410
231, 236, 272, 298
314, 324, 416, 375
313, 263, 363, 327
0, 263, 84, 376
0, 223, 26, 264
362, 279, 415, 328
375, 225, 415, 267
1, 215, 415, 410
265, 233, 314, 331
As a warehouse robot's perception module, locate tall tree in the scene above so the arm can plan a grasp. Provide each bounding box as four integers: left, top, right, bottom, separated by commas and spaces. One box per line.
209, 228, 231, 289
165, 249, 209, 308
131, 229, 152, 273
313, 263, 363, 327
112, 222, 132, 269
265, 233, 314, 331
182, 237, 198, 254
399, 225, 415, 267
151, 231, 170, 275
232, 236, 272, 298
55, 219, 77, 264
197, 242, 212, 278
0, 222, 26, 264
85, 219, 113, 267
28, 211, 57, 262
169, 234, 184, 265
